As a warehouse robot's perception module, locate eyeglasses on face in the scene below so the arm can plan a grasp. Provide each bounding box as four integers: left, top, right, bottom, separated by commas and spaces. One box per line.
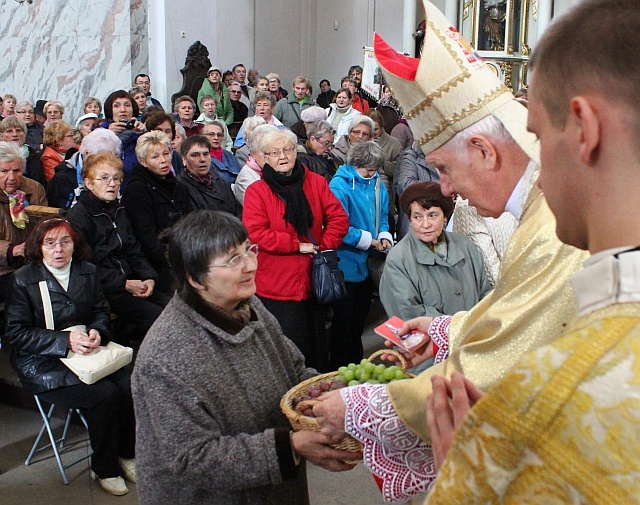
209, 244, 258, 270
264, 147, 295, 158
43, 237, 73, 249
204, 132, 225, 138
313, 138, 333, 147
94, 174, 123, 185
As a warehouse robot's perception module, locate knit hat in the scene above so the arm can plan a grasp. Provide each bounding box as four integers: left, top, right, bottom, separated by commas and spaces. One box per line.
373, 0, 539, 166
400, 181, 454, 219
208, 66, 222, 76
301, 106, 327, 123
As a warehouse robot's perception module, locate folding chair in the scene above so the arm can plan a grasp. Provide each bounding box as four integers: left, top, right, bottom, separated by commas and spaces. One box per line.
25, 395, 92, 484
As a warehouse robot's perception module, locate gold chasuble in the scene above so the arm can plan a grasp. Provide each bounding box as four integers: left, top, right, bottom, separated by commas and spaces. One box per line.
426, 302, 640, 504
388, 184, 589, 442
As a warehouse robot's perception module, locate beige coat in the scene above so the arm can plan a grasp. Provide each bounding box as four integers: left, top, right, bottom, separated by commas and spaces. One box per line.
0, 177, 47, 276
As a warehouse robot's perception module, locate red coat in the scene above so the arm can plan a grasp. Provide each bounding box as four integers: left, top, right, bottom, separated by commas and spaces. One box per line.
243, 167, 349, 301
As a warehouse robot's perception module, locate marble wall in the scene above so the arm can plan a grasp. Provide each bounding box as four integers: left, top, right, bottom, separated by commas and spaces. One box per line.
0, 0, 146, 123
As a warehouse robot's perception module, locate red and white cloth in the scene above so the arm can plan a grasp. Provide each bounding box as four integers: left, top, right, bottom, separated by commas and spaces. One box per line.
342, 384, 437, 503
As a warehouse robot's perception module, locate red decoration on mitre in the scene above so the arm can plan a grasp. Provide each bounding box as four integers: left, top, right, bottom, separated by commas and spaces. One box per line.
373, 33, 419, 81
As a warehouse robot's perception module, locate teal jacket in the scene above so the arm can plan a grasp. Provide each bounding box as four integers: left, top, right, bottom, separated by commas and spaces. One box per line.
329, 164, 393, 282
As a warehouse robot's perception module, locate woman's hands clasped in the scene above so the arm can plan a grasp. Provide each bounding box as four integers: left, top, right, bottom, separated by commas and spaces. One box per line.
68, 328, 101, 355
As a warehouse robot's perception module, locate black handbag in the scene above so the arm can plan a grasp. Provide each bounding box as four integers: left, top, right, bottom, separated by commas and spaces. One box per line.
308, 234, 347, 304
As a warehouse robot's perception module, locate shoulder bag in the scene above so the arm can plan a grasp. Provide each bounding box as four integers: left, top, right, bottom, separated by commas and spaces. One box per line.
38, 280, 133, 385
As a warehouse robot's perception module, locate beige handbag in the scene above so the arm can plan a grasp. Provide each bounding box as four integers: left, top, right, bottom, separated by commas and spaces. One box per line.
39, 280, 133, 385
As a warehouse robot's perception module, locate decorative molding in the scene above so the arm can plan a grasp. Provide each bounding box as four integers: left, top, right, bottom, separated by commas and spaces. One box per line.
532, 0, 539, 21
463, 0, 473, 20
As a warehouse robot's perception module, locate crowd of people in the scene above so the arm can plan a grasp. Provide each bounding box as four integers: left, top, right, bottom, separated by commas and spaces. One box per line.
3, 0, 639, 503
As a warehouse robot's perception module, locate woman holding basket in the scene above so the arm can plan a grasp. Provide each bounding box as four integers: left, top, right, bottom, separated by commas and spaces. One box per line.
132, 210, 356, 505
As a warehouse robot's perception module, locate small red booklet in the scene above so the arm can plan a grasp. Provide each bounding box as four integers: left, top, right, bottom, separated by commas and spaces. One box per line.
374, 316, 429, 352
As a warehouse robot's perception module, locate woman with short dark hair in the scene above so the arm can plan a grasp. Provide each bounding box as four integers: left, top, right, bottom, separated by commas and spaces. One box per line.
380, 181, 491, 322
5, 216, 136, 496
98, 90, 147, 189
132, 210, 357, 505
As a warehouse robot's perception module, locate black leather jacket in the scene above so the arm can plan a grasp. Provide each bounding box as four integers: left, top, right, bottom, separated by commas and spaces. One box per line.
67, 191, 158, 295
4, 261, 111, 394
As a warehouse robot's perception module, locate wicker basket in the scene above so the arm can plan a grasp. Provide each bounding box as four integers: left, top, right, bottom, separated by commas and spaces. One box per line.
280, 350, 412, 453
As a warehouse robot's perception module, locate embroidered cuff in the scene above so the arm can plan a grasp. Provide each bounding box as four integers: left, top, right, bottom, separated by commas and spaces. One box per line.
342, 384, 437, 503
428, 315, 451, 363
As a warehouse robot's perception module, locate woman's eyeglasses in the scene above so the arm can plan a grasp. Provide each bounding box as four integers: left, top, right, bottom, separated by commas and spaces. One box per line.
94, 174, 123, 185
204, 132, 225, 138
43, 237, 73, 249
209, 244, 258, 270
264, 147, 295, 158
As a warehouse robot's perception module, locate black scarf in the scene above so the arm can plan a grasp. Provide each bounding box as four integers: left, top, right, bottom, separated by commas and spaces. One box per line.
261, 160, 314, 237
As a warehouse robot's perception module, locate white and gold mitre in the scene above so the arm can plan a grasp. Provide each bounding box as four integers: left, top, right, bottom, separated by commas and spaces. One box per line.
374, 0, 538, 164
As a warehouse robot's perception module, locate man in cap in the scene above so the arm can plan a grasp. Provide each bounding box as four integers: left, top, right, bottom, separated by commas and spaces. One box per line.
424, 0, 640, 502
313, 1, 588, 501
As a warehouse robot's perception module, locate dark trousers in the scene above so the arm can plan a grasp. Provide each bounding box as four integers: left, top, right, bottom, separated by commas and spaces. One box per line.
38, 368, 135, 478
107, 289, 171, 341
259, 296, 330, 372
329, 279, 373, 369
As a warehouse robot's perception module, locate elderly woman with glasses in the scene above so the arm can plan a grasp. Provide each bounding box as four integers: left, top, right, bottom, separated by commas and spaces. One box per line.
4, 216, 137, 496
243, 129, 348, 372
132, 210, 357, 505
0, 116, 47, 187
297, 120, 337, 182
15, 100, 44, 152
67, 152, 170, 342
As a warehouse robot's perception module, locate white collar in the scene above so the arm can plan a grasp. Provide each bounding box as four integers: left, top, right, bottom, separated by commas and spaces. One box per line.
570, 247, 640, 316
504, 160, 538, 221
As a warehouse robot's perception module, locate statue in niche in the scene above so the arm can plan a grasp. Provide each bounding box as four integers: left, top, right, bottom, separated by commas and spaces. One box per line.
480, 0, 507, 51
171, 41, 212, 113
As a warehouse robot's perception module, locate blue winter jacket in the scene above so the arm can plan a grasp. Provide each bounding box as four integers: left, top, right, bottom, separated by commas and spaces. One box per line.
329, 163, 392, 282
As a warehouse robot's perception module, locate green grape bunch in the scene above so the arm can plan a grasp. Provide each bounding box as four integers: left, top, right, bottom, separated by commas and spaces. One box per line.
337, 358, 411, 387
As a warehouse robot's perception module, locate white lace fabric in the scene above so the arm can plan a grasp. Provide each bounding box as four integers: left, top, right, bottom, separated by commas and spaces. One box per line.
428, 315, 451, 363
342, 384, 437, 503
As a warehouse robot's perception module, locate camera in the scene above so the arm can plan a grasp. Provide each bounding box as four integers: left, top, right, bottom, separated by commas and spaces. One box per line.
123, 119, 136, 130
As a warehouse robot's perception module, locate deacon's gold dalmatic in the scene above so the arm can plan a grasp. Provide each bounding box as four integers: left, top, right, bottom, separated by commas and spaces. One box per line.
425, 302, 640, 504
388, 181, 589, 442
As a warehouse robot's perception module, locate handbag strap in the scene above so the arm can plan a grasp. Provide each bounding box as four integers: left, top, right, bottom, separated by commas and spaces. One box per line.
38, 281, 55, 330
